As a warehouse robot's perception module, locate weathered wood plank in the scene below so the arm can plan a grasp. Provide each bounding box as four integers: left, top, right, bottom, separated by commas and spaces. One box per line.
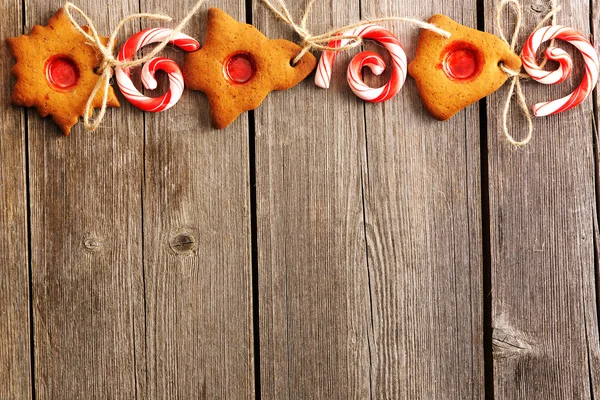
359, 0, 484, 398
0, 0, 31, 398
590, 0, 600, 393
140, 1, 254, 398
254, 1, 370, 398
256, 0, 484, 398
486, 0, 600, 397
26, 1, 145, 398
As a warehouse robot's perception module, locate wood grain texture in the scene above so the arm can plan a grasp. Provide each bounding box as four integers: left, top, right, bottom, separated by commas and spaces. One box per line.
140, 1, 254, 398
591, 0, 600, 393
486, 0, 600, 398
359, 0, 484, 398
254, 1, 371, 399
256, 0, 484, 398
0, 0, 31, 398
3, 0, 600, 399
26, 1, 145, 398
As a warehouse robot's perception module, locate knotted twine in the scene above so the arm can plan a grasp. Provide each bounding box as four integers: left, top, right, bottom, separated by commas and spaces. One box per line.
64, 0, 206, 131
65, 0, 564, 142
261, 0, 450, 65
66, 0, 449, 131
65, 0, 450, 131
495, 0, 560, 146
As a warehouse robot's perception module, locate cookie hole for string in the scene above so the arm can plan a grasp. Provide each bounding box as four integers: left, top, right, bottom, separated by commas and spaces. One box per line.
223, 52, 256, 85
498, 61, 512, 73
45, 55, 80, 91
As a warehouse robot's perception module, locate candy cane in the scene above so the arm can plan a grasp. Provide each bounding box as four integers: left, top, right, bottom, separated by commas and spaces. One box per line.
521, 25, 599, 117
315, 24, 407, 102
115, 28, 200, 112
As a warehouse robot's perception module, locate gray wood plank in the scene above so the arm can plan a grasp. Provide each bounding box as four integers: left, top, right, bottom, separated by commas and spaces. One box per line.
26, 1, 146, 398
140, 1, 255, 398
486, 0, 600, 397
590, 0, 600, 394
256, 0, 483, 398
359, 0, 484, 398
0, 0, 31, 398
254, 1, 370, 399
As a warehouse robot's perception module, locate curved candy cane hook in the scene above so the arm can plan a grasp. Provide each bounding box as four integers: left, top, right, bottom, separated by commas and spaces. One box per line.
115, 28, 200, 112
315, 24, 407, 102
522, 25, 600, 116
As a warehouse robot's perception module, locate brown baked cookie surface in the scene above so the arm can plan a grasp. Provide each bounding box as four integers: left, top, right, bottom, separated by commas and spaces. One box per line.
182, 8, 317, 129
408, 14, 521, 121
6, 8, 120, 135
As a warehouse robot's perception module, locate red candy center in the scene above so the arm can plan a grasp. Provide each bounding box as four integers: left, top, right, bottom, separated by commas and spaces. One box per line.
445, 49, 477, 79
45, 56, 79, 91
441, 41, 484, 82
224, 53, 256, 84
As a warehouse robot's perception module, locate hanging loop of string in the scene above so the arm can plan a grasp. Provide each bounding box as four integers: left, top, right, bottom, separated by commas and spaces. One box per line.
261, 0, 451, 65
63, 0, 206, 131
495, 0, 560, 146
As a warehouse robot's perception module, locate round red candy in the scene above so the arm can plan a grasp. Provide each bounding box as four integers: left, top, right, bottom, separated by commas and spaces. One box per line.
441, 41, 483, 82
45, 56, 79, 90
225, 53, 255, 84
445, 49, 477, 79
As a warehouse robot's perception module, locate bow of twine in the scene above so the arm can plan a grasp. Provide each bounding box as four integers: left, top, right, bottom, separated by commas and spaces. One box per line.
63, 0, 206, 131
67, 0, 448, 131
261, 0, 451, 65
67, 0, 557, 141
267, 0, 561, 147
495, 0, 560, 146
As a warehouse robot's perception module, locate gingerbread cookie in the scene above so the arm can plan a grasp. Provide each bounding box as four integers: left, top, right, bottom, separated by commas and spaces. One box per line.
408, 15, 521, 120
6, 8, 120, 135
182, 8, 317, 129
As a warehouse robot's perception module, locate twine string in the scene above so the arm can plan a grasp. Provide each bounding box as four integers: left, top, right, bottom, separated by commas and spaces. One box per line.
66, 0, 561, 141
495, 0, 559, 146
261, 0, 451, 65
64, 0, 206, 131
67, 0, 449, 130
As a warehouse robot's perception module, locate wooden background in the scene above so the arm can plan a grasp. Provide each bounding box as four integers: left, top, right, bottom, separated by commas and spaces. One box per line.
1, 0, 599, 398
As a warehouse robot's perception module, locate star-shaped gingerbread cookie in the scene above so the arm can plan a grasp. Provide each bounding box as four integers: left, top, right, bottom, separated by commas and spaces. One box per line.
6, 8, 120, 135
182, 8, 317, 129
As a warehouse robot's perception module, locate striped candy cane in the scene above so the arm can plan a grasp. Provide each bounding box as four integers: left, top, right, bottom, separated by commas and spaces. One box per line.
522, 25, 599, 116
315, 24, 407, 102
115, 28, 200, 112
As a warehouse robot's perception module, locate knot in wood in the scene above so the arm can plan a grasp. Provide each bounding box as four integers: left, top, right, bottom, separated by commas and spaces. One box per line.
492, 327, 533, 359
530, 3, 547, 13
169, 231, 197, 255
83, 236, 103, 253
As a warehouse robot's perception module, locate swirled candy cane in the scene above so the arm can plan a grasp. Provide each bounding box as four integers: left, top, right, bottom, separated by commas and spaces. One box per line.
522, 25, 600, 117
116, 28, 200, 112
315, 25, 407, 102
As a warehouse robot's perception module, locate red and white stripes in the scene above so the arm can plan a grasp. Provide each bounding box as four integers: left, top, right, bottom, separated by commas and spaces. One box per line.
115, 28, 200, 112
522, 25, 599, 117
112, 22, 598, 122
315, 24, 407, 102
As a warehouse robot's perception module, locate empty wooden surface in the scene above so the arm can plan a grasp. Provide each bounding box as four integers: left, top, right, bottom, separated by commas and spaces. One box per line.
0, 0, 598, 399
